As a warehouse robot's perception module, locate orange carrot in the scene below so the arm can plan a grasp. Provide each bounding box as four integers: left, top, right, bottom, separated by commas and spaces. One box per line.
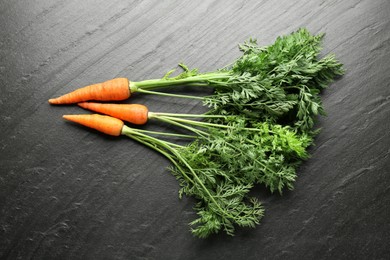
78, 102, 149, 125
63, 114, 124, 136
49, 78, 130, 105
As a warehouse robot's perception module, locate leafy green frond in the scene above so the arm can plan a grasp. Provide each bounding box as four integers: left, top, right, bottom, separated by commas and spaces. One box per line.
122, 28, 344, 238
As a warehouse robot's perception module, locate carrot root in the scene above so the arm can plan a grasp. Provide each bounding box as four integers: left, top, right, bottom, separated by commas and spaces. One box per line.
63, 114, 124, 136
49, 78, 130, 105
78, 102, 149, 125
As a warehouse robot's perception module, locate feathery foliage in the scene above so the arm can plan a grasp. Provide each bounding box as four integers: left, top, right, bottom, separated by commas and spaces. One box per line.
124, 28, 344, 237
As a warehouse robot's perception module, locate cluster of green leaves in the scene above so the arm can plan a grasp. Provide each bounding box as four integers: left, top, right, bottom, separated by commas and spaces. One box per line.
128, 28, 343, 238
123, 122, 264, 238
148, 29, 344, 134
165, 117, 311, 237
176, 119, 311, 190
124, 113, 312, 238
205, 28, 344, 133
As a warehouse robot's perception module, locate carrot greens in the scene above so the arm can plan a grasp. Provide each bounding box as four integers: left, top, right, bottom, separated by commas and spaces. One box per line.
130, 28, 344, 134
56, 28, 344, 238
121, 114, 309, 237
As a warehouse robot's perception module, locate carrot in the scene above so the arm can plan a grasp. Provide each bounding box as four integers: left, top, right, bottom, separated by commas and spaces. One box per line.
78, 102, 149, 125
49, 78, 130, 105
63, 114, 124, 136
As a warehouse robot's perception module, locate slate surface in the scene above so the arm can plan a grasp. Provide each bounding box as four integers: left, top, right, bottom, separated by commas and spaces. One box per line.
1, 0, 389, 259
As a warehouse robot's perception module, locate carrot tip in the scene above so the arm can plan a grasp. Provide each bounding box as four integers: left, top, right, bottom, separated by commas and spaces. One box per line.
48, 98, 57, 104
62, 115, 78, 122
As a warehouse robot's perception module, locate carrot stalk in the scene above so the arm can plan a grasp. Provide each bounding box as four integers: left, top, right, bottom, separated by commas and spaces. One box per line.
77, 102, 238, 135
63, 114, 124, 136
78, 102, 148, 125
49, 78, 130, 105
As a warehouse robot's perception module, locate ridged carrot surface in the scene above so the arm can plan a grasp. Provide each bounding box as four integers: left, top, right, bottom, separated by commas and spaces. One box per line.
78, 102, 149, 125
49, 78, 130, 104
63, 114, 124, 136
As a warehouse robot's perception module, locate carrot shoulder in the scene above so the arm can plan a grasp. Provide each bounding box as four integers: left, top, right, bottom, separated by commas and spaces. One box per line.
78, 102, 149, 125
49, 78, 130, 105
63, 114, 124, 136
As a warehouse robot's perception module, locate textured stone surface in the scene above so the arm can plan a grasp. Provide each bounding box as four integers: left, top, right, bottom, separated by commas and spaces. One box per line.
1, 0, 389, 259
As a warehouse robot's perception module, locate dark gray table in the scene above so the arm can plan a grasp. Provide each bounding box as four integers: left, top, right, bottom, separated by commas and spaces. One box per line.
1, 0, 389, 259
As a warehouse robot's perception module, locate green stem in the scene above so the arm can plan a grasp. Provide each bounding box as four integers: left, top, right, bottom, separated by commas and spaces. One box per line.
137, 88, 205, 100
131, 136, 194, 185
152, 114, 263, 133
135, 128, 196, 139
153, 116, 209, 137
149, 112, 228, 119
121, 126, 195, 185
159, 116, 229, 130
131, 72, 231, 91
122, 126, 179, 150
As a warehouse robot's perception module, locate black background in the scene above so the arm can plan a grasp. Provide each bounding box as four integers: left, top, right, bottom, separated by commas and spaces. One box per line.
1, 0, 389, 259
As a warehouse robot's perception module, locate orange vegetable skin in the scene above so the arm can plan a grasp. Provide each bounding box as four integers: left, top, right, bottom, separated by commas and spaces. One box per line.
63, 114, 124, 136
78, 102, 149, 125
49, 78, 130, 104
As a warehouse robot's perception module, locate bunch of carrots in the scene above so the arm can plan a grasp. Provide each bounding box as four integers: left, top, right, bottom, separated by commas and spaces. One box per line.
50, 28, 343, 238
